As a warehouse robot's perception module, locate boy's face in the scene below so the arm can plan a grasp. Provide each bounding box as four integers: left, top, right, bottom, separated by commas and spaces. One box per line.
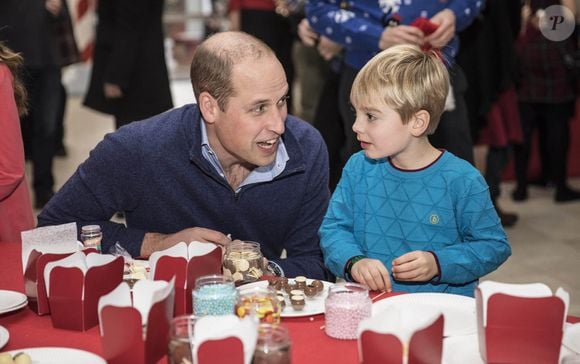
352, 97, 415, 160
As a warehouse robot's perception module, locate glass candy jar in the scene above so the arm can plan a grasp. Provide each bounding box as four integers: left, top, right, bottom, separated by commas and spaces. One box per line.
192, 274, 238, 316
236, 286, 281, 324
324, 283, 372, 340
81, 224, 102, 253
223, 241, 264, 285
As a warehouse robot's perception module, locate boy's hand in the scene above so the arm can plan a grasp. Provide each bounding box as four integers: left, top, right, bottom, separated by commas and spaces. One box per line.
351, 258, 392, 292
392, 251, 438, 282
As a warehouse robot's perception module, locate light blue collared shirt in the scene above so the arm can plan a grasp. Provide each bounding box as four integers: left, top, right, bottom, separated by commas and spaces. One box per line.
200, 118, 289, 193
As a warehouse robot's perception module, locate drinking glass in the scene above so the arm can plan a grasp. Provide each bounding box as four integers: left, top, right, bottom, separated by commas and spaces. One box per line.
252, 323, 291, 364
167, 315, 196, 364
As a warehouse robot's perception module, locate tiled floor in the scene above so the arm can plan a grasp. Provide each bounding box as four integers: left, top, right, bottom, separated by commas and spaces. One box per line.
30, 82, 580, 316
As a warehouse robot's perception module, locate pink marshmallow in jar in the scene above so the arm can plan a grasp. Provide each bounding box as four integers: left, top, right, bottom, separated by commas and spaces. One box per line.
324, 282, 372, 340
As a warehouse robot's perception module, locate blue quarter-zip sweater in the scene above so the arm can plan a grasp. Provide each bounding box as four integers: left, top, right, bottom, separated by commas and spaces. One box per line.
38, 104, 331, 279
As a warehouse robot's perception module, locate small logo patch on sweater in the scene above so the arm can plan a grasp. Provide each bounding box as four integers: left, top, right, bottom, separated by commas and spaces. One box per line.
429, 214, 440, 224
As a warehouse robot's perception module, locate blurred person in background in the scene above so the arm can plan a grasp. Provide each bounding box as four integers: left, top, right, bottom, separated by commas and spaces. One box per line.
228, 0, 296, 113
0, 42, 35, 242
0, 0, 72, 209
83, 0, 173, 129
296, 17, 345, 190
513, 0, 580, 202
457, 0, 523, 227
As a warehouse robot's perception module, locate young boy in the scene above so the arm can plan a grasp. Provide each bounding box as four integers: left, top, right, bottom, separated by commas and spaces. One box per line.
319, 45, 511, 297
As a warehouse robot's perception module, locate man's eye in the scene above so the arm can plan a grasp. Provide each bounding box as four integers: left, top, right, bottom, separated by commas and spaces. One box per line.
278, 96, 290, 107
252, 104, 267, 114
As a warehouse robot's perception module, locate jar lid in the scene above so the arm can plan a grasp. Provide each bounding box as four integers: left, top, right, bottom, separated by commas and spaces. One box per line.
81, 225, 101, 233
195, 274, 235, 287
226, 240, 261, 252
328, 282, 369, 297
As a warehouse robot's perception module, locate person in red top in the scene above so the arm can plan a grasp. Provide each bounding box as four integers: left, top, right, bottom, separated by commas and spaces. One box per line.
0, 42, 35, 242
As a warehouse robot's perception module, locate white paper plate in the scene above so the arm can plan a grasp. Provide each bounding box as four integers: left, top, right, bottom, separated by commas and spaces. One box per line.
4, 347, 105, 364
442, 329, 580, 364
442, 334, 484, 364
0, 290, 27, 315
0, 325, 9, 350
0, 300, 28, 315
238, 279, 333, 318
563, 323, 580, 354
372, 293, 477, 337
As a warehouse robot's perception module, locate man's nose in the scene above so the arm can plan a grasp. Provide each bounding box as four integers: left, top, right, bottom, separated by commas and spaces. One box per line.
269, 107, 286, 134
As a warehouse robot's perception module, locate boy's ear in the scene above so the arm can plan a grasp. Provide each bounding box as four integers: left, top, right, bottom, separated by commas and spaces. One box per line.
198, 91, 219, 124
410, 110, 431, 136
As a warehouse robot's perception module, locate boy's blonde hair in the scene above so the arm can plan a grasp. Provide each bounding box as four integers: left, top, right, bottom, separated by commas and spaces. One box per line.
351, 44, 449, 135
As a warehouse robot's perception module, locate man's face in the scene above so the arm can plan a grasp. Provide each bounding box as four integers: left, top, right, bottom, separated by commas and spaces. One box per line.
211, 55, 289, 168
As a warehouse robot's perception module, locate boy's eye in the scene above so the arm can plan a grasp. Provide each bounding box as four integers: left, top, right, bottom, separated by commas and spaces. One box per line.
366, 113, 377, 121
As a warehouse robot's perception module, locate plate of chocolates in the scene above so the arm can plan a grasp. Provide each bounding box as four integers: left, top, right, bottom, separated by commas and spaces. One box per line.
238, 276, 333, 318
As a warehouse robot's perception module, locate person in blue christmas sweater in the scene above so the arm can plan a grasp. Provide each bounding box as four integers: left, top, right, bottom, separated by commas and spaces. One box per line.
319, 44, 511, 297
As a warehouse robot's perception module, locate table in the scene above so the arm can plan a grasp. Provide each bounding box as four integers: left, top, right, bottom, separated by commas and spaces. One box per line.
1, 241, 578, 363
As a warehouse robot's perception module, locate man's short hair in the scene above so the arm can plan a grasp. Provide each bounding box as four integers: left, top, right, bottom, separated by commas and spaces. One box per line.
350, 44, 449, 135
190, 31, 274, 111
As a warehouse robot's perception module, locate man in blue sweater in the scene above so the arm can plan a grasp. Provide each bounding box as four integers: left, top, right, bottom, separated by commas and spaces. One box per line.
37, 31, 331, 279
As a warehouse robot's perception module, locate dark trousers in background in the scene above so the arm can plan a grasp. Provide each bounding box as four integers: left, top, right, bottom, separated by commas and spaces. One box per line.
313, 68, 344, 191
514, 101, 575, 191
21, 66, 62, 205
486, 146, 512, 200
241, 9, 295, 113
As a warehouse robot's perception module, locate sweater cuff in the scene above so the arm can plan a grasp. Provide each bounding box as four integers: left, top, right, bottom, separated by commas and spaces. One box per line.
427, 251, 442, 283
266, 260, 285, 277
343, 255, 366, 282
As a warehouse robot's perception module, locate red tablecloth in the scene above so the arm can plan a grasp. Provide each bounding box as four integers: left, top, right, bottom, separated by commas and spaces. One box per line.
1, 241, 578, 362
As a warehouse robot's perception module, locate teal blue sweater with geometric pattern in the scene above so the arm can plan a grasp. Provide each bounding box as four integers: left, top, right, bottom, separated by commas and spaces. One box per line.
319, 151, 511, 297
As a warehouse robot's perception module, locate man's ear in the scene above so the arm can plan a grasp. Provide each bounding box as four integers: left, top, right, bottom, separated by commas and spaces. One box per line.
198, 91, 219, 124
410, 110, 431, 136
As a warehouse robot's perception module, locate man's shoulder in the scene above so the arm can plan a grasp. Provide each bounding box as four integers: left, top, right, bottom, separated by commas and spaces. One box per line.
284, 115, 325, 153
116, 104, 198, 140
285, 115, 323, 140
282, 115, 328, 173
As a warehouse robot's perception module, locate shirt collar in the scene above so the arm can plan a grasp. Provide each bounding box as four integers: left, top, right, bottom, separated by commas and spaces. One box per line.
200, 117, 289, 192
